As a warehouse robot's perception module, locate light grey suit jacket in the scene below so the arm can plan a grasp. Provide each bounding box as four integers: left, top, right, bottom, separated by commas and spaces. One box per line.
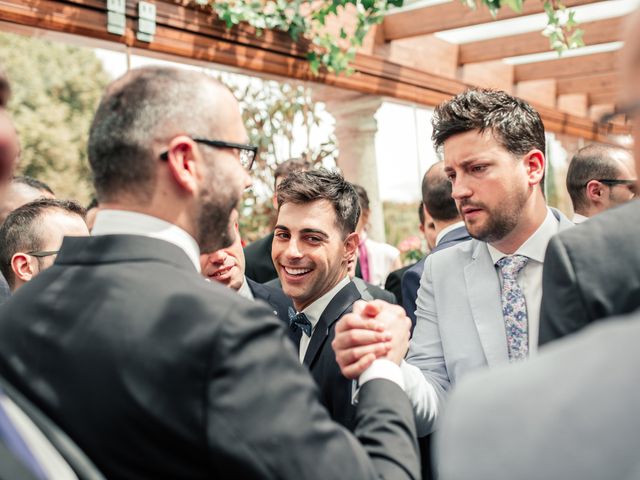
402, 208, 573, 436
436, 308, 640, 480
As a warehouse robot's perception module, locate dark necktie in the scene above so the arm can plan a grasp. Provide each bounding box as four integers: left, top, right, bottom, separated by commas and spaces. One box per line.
288, 307, 312, 337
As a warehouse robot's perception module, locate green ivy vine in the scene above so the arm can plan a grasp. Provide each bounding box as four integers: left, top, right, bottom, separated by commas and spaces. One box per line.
194, 0, 583, 75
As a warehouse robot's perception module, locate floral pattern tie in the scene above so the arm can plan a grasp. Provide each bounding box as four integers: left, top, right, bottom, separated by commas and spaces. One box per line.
496, 255, 529, 361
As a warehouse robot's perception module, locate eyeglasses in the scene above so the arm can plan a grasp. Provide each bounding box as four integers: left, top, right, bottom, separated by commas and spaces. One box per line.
160, 137, 257, 171
585, 179, 637, 187
26, 250, 59, 258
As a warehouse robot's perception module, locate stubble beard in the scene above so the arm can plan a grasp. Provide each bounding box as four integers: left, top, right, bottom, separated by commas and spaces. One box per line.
466, 185, 529, 244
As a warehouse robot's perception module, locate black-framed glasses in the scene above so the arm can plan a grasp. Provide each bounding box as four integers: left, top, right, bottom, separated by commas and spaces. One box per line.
160, 137, 257, 171
585, 178, 637, 187
26, 250, 59, 258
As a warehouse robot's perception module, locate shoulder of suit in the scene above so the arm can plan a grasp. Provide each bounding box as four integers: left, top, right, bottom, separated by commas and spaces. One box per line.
428, 237, 477, 264
553, 201, 638, 247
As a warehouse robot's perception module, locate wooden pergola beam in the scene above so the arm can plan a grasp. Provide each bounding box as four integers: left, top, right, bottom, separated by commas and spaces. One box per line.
0, 0, 628, 141
513, 50, 622, 82
382, 0, 600, 41
556, 71, 619, 95
459, 16, 624, 64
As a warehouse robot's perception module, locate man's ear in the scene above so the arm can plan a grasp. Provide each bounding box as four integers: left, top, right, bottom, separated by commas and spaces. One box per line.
11, 253, 35, 283
164, 135, 200, 194
523, 149, 545, 187
344, 232, 359, 260
586, 180, 605, 202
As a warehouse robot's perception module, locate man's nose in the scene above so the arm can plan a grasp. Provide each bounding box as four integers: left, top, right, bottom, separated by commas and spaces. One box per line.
451, 177, 472, 200
284, 238, 303, 259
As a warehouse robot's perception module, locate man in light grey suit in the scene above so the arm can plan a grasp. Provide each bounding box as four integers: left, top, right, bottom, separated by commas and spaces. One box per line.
436, 10, 640, 479
333, 89, 572, 439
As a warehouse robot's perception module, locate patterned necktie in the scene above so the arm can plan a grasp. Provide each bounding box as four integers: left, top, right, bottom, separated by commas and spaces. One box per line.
288, 307, 312, 337
496, 255, 529, 361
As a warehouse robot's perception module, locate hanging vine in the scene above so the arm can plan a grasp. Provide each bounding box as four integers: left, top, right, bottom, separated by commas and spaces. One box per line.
193, 0, 582, 75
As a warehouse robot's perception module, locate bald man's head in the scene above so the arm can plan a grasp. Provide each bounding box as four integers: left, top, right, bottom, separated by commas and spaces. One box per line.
88, 66, 239, 203
0, 176, 55, 224
422, 161, 459, 222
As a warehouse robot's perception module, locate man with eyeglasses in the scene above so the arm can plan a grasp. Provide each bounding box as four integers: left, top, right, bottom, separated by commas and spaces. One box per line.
0, 198, 88, 293
0, 66, 418, 480
565, 143, 636, 224
539, 141, 639, 344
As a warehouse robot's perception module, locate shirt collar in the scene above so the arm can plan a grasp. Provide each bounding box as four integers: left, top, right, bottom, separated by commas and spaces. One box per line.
488, 208, 559, 265
435, 221, 466, 246
92, 209, 201, 272
237, 276, 255, 301
301, 276, 350, 329
572, 213, 588, 224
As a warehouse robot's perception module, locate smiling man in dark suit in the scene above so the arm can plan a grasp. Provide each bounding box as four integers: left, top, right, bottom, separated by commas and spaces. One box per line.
0, 67, 419, 479
272, 169, 409, 430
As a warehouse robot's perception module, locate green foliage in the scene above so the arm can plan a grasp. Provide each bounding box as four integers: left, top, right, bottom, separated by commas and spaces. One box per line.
194, 0, 403, 75
0, 32, 109, 204
383, 201, 425, 264
542, 1, 584, 52
464, 0, 584, 54
194, 0, 582, 75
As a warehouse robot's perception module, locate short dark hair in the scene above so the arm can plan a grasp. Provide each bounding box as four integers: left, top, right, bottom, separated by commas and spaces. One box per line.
88, 67, 228, 202
432, 89, 546, 190
277, 169, 360, 236
418, 202, 425, 226
13, 175, 54, 196
273, 158, 313, 190
566, 144, 631, 212
422, 162, 459, 222
353, 184, 370, 213
0, 198, 85, 288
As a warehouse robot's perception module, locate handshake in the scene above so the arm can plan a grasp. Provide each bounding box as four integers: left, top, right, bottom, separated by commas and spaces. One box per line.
331, 300, 411, 379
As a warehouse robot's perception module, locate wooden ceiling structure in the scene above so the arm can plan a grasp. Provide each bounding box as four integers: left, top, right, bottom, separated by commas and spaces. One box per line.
0, 0, 631, 142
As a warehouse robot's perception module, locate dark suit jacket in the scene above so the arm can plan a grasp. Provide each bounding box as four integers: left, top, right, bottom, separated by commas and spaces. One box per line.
539, 200, 640, 345
243, 232, 277, 283
385, 264, 413, 307
401, 225, 471, 328
288, 281, 362, 430
247, 277, 292, 323
0, 377, 105, 480
0, 235, 419, 480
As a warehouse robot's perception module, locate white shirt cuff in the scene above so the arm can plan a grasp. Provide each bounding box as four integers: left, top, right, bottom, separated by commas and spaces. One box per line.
359, 358, 405, 391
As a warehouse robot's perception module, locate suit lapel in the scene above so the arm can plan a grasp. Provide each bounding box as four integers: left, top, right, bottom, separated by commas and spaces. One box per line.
303, 282, 361, 368
463, 241, 509, 367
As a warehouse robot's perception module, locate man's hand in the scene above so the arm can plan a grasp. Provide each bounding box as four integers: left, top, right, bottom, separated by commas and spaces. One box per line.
332, 300, 411, 379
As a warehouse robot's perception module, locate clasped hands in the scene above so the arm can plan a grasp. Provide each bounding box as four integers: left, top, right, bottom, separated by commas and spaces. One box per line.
331, 300, 411, 379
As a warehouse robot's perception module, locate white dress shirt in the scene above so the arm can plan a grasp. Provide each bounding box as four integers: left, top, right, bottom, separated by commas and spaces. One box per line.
92, 210, 201, 272
435, 221, 466, 247
298, 276, 350, 362
237, 276, 255, 301
487, 208, 560, 354
296, 276, 404, 391
572, 213, 588, 224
